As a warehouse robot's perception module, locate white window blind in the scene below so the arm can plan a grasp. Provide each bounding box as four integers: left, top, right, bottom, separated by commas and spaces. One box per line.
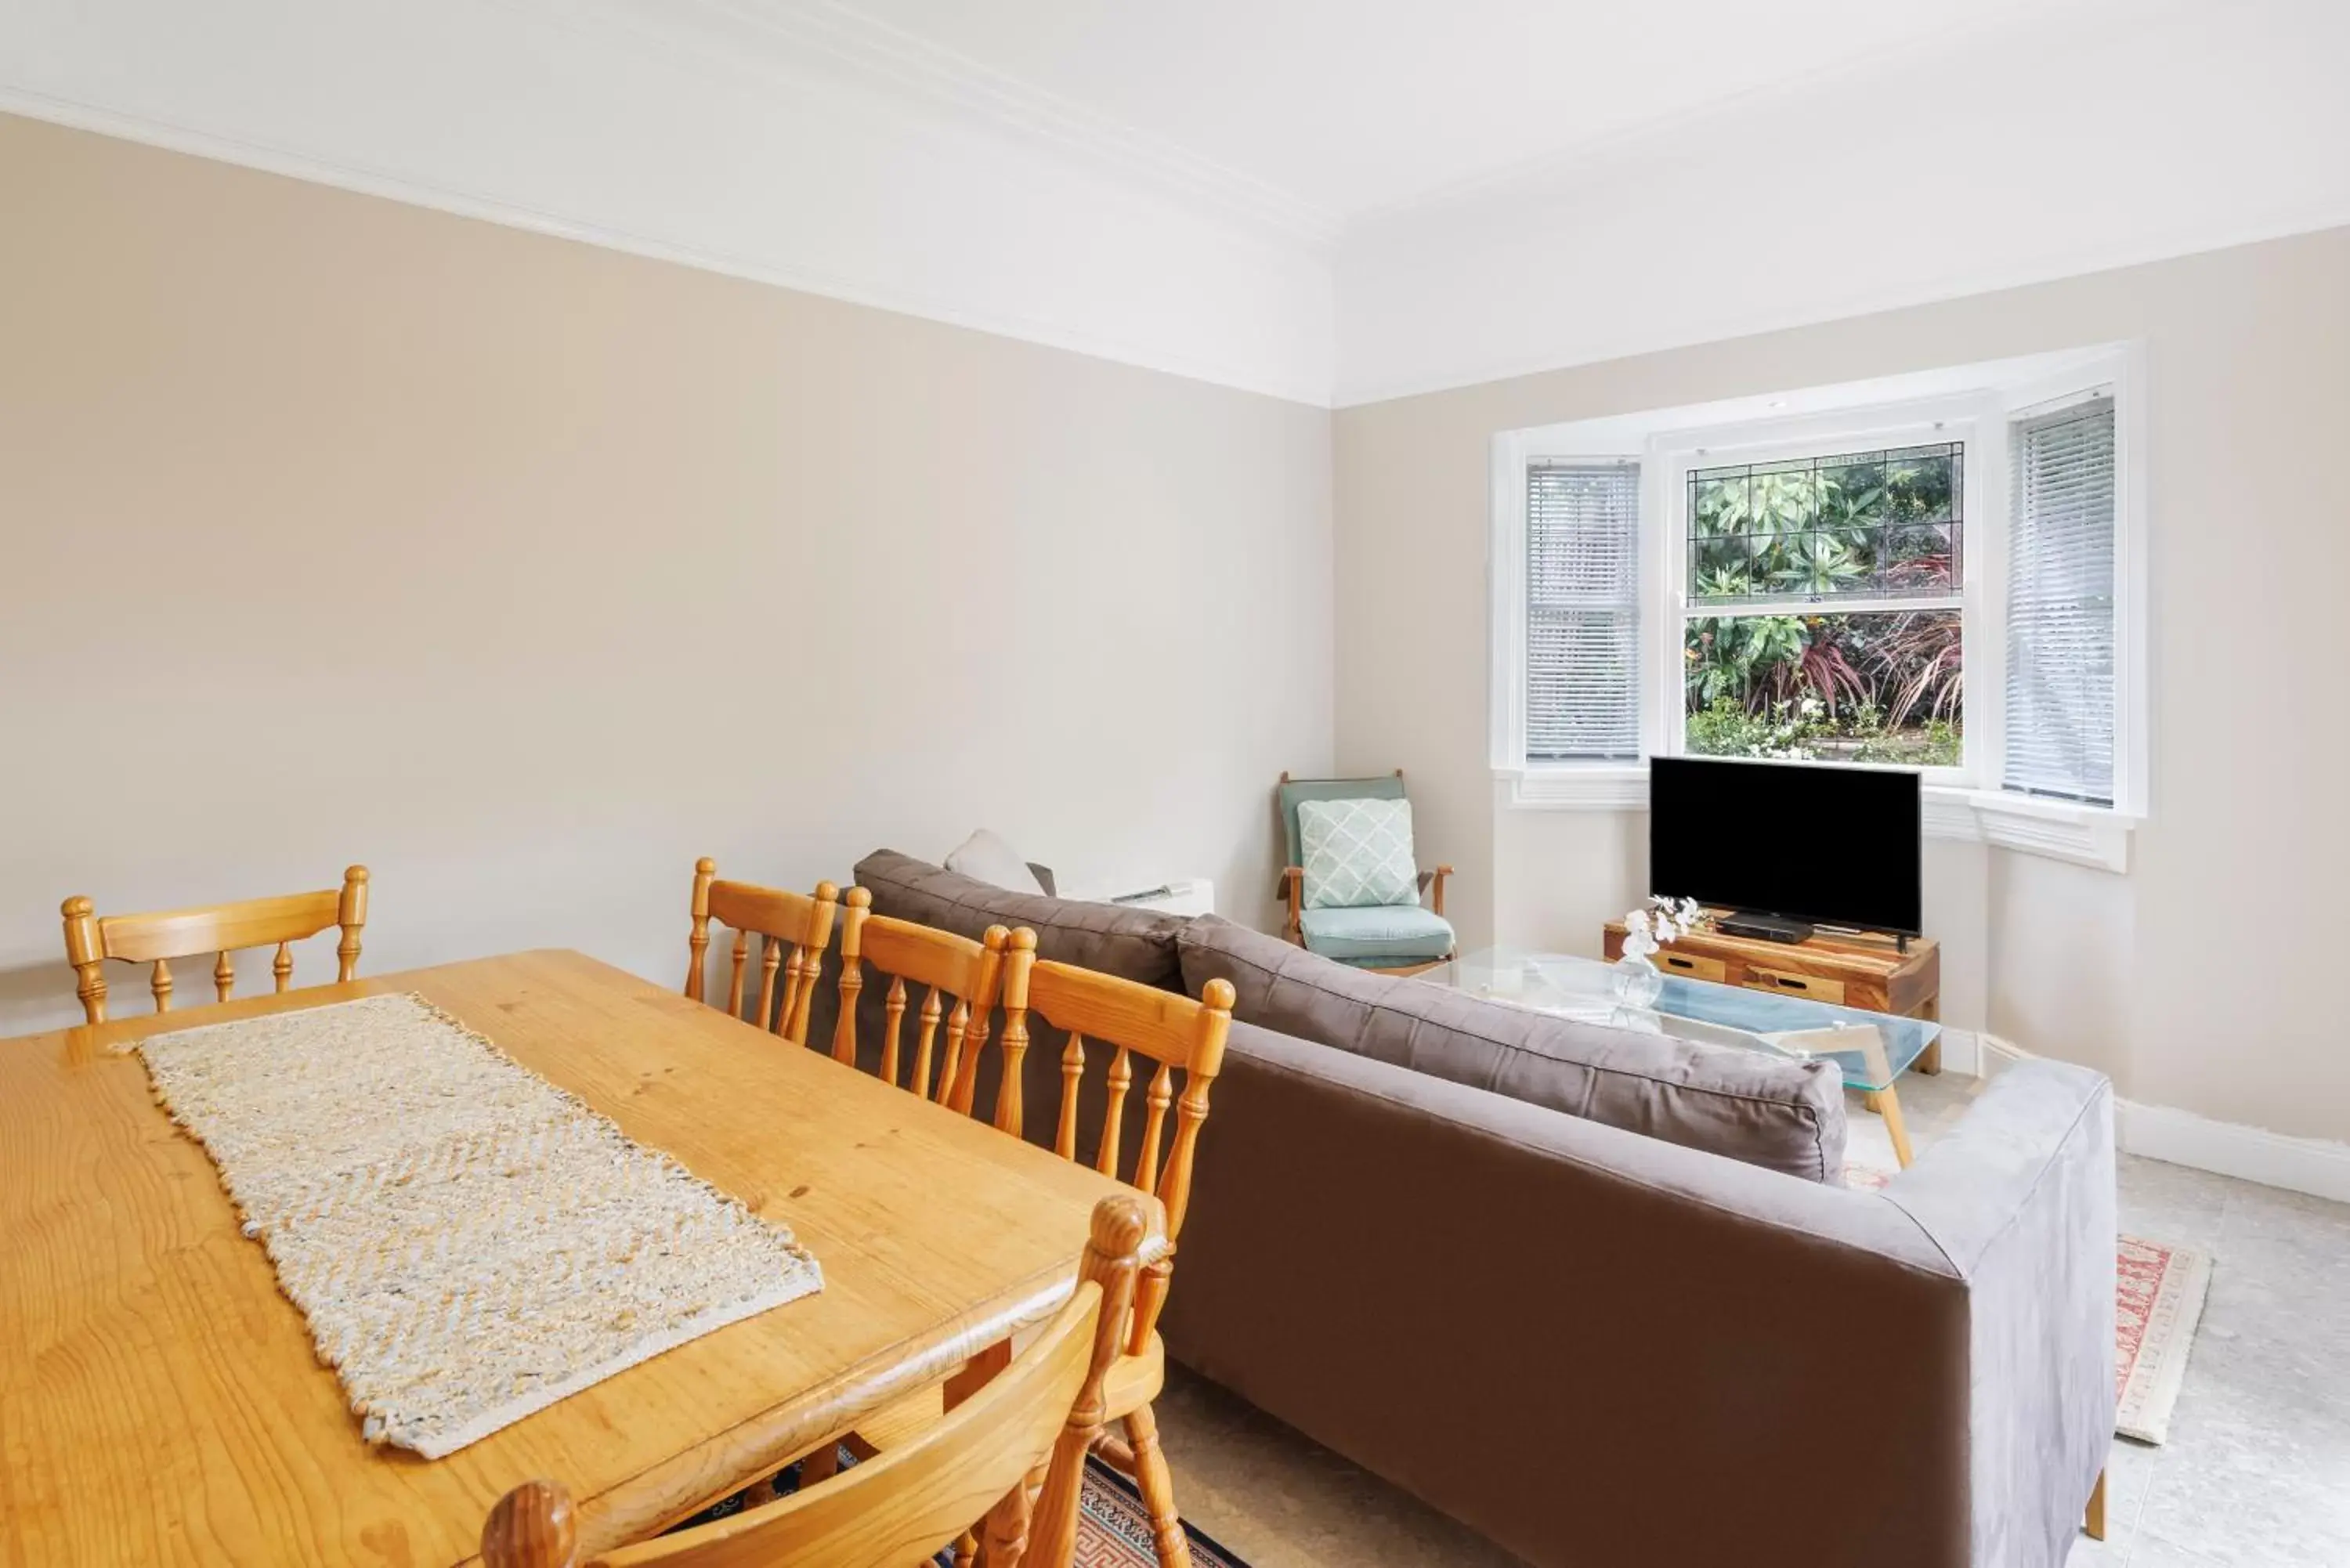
1526, 462, 1641, 761
2005, 398, 2117, 804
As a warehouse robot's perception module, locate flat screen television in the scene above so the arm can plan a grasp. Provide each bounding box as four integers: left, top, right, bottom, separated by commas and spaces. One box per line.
1648, 756, 1922, 938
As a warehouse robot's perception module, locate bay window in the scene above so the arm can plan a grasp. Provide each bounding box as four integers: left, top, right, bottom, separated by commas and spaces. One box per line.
1489, 346, 2142, 869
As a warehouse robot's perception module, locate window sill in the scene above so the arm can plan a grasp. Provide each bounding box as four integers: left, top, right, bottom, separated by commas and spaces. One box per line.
1922, 788, 2138, 873
1497, 766, 2137, 873
1499, 764, 1650, 810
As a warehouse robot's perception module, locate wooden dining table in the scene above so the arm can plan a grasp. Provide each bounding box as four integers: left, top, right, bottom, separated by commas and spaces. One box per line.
0, 948, 1161, 1567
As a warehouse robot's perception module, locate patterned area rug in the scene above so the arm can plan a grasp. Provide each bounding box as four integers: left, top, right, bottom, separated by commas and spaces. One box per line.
1078, 1458, 1248, 1568
682, 1451, 1248, 1566
1846, 1162, 2213, 1444
123, 993, 822, 1458
2113, 1235, 2214, 1443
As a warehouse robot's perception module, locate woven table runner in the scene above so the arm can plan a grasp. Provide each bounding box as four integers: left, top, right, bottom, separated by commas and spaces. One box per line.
124, 992, 822, 1458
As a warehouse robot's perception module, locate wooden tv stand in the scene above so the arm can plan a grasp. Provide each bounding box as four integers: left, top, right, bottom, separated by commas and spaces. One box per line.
1601, 919, 1943, 1075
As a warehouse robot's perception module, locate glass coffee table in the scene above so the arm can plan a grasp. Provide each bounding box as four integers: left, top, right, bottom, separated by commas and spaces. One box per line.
1432, 946, 1943, 1166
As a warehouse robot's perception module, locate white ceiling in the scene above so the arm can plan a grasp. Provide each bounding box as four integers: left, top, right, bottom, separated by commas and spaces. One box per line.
803, 0, 2095, 222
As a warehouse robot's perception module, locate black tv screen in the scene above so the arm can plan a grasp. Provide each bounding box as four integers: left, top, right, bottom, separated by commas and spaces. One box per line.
1648, 757, 1922, 936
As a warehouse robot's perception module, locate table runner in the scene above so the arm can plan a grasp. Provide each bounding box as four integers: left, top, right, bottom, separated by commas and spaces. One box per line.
123, 992, 822, 1458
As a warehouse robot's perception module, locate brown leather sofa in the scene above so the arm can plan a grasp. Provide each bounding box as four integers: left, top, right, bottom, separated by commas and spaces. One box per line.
824, 851, 2117, 1568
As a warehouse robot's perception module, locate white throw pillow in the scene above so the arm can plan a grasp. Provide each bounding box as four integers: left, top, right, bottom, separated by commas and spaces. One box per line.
1299, 797, 1418, 909
945, 829, 1047, 896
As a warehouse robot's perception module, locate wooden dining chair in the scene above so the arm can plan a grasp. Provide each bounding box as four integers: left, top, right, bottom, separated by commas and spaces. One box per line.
480, 1194, 1149, 1568
829, 887, 1010, 1114
991, 932, 1234, 1568
685, 859, 840, 1046
58, 866, 370, 1024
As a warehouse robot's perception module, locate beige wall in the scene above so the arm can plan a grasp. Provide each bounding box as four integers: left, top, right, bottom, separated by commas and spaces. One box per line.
0, 114, 1333, 1035
9, 106, 2345, 1147
1336, 226, 2350, 1143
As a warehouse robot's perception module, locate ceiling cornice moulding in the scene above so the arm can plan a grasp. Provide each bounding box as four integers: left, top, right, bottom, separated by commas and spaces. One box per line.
0, 0, 1337, 406
0, 81, 1334, 406
574, 0, 1343, 247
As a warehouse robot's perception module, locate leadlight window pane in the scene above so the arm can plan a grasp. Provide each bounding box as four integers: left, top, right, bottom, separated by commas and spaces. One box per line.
1688, 443, 1962, 607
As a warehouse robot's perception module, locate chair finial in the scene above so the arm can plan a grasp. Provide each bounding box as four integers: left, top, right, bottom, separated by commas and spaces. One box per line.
481, 1479, 577, 1568
1090, 1191, 1152, 1260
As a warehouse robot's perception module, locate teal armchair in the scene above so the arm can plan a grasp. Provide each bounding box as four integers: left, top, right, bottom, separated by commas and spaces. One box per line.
1274, 769, 1456, 975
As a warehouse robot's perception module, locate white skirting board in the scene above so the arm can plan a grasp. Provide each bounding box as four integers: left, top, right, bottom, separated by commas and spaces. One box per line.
1934, 1025, 1983, 1078
2116, 1100, 2350, 1206
1961, 1027, 2350, 1204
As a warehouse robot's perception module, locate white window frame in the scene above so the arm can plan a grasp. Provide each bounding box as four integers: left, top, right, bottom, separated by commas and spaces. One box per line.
1488, 432, 1657, 804
1489, 345, 2147, 871
1652, 395, 1987, 792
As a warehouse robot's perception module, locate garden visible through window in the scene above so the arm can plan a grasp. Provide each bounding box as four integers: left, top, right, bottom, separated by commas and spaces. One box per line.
1683, 443, 1963, 766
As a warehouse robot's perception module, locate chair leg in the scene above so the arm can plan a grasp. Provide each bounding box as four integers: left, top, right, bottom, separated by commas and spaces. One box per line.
2084, 1467, 2107, 1540
1123, 1403, 1192, 1568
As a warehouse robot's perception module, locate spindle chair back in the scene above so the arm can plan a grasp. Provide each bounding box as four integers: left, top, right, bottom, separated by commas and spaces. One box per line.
684, 859, 839, 1045
830, 887, 1009, 1113
59, 866, 370, 1024
990, 932, 1231, 1568
479, 1194, 1149, 1568
995, 933, 1232, 1348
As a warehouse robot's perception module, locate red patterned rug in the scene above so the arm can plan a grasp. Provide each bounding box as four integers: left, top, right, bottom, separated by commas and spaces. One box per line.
2112, 1234, 2214, 1443
1844, 1163, 2212, 1444
1077, 1456, 1249, 1567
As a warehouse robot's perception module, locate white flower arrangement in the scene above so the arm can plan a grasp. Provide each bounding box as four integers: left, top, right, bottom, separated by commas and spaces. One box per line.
1622, 895, 1705, 960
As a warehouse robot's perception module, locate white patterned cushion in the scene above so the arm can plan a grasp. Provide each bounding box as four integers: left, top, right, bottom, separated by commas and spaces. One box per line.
1299, 797, 1418, 910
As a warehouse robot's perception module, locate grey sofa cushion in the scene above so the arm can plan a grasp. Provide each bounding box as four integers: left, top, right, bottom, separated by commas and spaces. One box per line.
851, 849, 1184, 986
1177, 915, 1847, 1183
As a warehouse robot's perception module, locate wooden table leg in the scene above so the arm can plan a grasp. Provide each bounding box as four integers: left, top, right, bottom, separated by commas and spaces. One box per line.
2085, 1468, 2107, 1540
1856, 1030, 1914, 1169
1914, 995, 1941, 1075
1878, 1083, 1914, 1169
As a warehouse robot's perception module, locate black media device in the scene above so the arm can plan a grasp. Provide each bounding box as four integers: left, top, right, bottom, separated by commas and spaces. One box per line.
1647, 756, 1923, 944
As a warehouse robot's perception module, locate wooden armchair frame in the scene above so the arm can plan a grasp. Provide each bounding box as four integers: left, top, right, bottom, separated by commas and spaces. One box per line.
685, 858, 840, 1046
1274, 768, 1455, 977
60, 866, 370, 1024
